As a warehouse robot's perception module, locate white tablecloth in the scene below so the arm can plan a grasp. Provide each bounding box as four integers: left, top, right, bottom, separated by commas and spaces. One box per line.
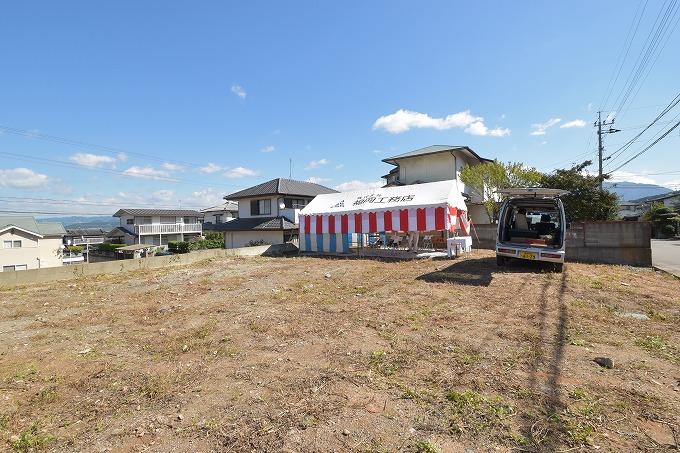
447, 236, 472, 257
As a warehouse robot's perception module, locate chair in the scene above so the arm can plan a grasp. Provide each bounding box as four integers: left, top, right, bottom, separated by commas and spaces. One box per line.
421, 235, 433, 250
535, 214, 556, 235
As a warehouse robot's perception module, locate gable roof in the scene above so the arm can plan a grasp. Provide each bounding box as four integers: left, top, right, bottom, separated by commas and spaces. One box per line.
225, 178, 338, 200
382, 145, 492, 166
201, 200, 239, 213
0, 216, 66, 237
204, 216, 297, 232
112, 209, 203, 218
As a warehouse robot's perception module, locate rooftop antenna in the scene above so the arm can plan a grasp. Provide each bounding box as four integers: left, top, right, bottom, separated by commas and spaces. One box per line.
289, 158, 292, 179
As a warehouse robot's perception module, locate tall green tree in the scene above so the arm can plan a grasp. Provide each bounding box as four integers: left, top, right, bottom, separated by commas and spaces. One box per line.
459, 160, 543, 222
541, 161, 619, 221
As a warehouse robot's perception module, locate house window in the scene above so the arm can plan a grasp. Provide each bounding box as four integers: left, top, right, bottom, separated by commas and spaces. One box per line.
215, 215, 222, 224
160, 216, 175, 224
126, 219, 134, 225
250, 199, 271, 215
3, 265, 15, 272
183, 217, 196, 224
3, 240, 21, 248
136, 217, 152, 225
2, 264, 25, 272
284, 198, 307, 208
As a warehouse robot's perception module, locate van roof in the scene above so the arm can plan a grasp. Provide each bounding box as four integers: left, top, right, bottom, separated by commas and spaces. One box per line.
496, 187, 569, 197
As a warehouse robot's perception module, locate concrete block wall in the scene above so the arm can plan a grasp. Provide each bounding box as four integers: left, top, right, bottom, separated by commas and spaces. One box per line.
0, 244, 295, 287
468, 221, 652, 266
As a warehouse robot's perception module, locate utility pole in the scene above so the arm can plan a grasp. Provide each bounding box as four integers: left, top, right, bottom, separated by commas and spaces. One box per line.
595, 111, 620, 190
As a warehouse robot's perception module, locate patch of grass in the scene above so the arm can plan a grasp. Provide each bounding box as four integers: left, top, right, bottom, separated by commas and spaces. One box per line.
634, 335, 679, 364
570, 388, 587, 400
11, 423, 55, 452
444, 390, 514, 435
366, 351, 401, 376
412, 439, 441, 453
138, 372, 173, 401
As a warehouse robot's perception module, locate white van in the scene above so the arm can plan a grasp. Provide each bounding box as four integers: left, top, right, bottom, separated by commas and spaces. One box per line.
495, 188, 569, 272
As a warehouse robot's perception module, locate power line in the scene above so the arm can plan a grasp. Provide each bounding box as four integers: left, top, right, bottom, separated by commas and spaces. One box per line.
608, 118, 680, 173
605, 92, 680, 166
0, 124, 263, 182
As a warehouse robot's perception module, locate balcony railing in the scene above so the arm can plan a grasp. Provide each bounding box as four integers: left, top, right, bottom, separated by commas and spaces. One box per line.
134, 223, 202, 235
73, 237, 106, 245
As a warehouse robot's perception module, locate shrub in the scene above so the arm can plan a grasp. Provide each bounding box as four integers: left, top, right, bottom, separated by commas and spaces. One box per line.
98, 243, 126, 252
66, 245, 84, 254
190, 239, 223, 250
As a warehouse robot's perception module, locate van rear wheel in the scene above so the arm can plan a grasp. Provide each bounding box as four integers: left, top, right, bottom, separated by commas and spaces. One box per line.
496, 256, 506, 266
553, 263, 564, 273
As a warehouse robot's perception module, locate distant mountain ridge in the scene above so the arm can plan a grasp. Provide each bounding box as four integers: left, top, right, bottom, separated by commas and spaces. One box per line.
37, 216, 117, 230
603, 181, 673, 201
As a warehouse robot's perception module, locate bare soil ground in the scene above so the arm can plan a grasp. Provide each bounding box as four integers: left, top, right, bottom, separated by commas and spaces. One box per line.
1, 249, 679, 452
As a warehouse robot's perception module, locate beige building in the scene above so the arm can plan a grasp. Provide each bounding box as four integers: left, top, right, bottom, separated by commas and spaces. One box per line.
0, 216, 67, 272
381, 145, 493, 223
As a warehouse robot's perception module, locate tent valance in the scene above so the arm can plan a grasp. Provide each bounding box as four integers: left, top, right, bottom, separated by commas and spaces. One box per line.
299, 180, 469, 235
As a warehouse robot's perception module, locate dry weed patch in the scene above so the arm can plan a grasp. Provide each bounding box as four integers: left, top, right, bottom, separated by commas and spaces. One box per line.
0, 250, 678, 451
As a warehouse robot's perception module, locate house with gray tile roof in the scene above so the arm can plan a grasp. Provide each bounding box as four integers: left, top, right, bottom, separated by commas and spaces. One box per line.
201, 200, 239, 228
381, 145, 493, 224
0, 216, 67, 271
218, 178, 337, 249
111, 209, 204, 246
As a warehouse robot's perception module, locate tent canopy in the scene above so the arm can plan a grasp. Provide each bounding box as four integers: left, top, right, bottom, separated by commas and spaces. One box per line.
299, 180, 469, 235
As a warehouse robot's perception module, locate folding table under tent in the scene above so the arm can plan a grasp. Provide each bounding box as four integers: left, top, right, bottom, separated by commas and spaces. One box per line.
298, 179, 469, 253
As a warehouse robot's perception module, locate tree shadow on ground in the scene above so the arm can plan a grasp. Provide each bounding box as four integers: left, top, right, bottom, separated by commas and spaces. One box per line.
415, 256, 497, 286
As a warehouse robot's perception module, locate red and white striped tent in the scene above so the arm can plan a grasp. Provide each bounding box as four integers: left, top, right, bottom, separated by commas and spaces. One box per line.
299, 180, 468, 252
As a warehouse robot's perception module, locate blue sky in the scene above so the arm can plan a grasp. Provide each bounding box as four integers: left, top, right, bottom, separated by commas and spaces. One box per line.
1, 1, 678, 216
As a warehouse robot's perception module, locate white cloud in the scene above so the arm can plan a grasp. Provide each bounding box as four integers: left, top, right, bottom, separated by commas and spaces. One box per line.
224, 167, 259, 178
372, 109, 510, 137
560, 119, 587, 129
608, 171, 658, 185
69, 152, 118, 168
335, 164, 345, 170
162, 162, 184, 171
121, 166, 170, 180
305, 159, 330, 170
465, 121, 511, 137
0, 167, 52, 189
117, 152, 128, 161
261, 145, 275, 153
307, 177, 331, 184
197, 163, 225, 174
183, 188, 225, 207
587, 103, 593, 111
530, 118, 561, 136
151, 189, 175, 201
333, 180, 383, 192
231, 83, 246, 99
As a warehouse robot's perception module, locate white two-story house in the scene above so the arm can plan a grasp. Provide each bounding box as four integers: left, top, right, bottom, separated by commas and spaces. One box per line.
381, 145, 493, 224
1, 216, 66, 271
110, 209, 204, 246
214, 178, 337, 249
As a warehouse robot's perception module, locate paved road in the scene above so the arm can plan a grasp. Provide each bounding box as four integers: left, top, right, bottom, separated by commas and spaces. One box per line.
651, 239, 680, 277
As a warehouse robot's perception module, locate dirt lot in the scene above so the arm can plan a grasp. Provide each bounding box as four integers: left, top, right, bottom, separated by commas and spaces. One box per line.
0, 249, 678, 452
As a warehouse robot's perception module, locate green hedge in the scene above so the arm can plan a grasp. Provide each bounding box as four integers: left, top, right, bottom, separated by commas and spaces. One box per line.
98, 243, 126, 252
168, 239, 223, 253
